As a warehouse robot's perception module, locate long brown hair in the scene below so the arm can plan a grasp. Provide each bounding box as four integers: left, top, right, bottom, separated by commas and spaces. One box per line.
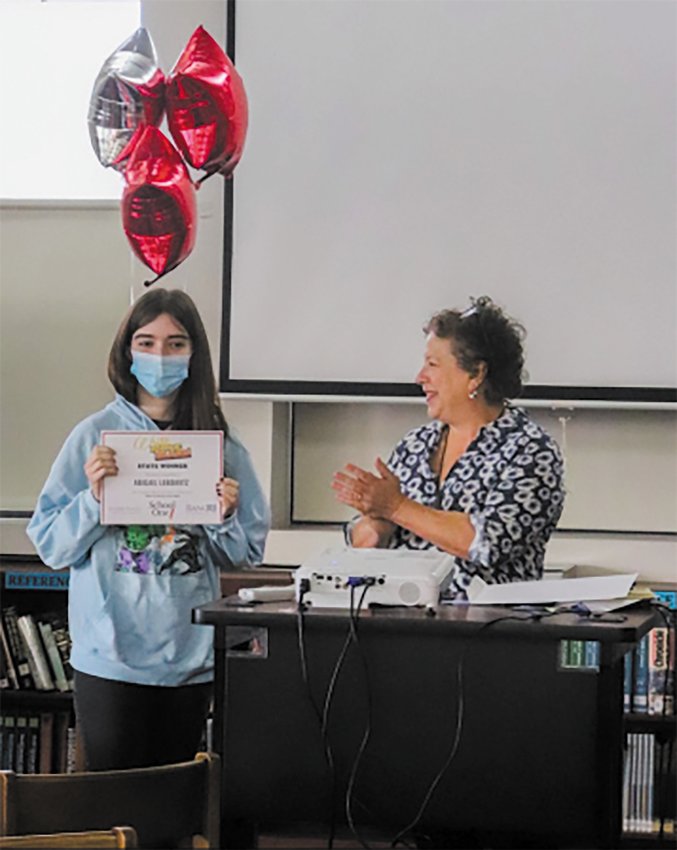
108, 289, 228, 437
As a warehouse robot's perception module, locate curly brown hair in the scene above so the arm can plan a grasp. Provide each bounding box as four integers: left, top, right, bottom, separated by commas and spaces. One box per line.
424, 296, 526, 404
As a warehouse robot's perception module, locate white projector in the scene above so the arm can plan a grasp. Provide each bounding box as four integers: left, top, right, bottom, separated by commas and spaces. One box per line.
295, 546, 454, 609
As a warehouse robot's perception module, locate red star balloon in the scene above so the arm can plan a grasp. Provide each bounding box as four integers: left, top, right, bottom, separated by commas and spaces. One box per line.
87, 28, 165, 172
121, 126, 196, 285
166, 25, 249, 181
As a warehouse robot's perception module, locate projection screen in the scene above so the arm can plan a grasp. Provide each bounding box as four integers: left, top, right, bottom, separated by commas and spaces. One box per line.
221, 0, 676, 403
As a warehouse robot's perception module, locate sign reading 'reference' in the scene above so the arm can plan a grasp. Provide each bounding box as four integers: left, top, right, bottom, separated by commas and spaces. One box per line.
100, 431, 223, 526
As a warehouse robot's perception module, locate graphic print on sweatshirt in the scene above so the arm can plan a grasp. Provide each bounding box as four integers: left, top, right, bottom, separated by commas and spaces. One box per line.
114, 525, 202, 576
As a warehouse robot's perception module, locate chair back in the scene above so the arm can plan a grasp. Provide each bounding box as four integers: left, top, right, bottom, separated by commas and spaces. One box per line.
0, 826, 138, 848
0, 753, 219, 849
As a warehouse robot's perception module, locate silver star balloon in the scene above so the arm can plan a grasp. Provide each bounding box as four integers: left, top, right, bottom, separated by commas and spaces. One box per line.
87, 27, 165, 171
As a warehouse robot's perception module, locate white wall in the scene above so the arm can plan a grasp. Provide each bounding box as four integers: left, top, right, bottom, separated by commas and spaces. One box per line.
291, 403, 677, 534
0, 0, 227, 516
235, 397, 677, 582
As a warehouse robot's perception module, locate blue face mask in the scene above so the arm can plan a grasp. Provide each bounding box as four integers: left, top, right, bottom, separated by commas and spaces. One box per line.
130, 351, 190, 398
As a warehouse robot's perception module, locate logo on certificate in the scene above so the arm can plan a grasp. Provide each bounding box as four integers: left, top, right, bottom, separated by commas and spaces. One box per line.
149, 437, 192, 461
149, 499, 177, 520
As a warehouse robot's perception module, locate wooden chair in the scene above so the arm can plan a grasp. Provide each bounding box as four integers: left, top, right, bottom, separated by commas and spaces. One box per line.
0, 826, 138, 848
0, 753, 219, 849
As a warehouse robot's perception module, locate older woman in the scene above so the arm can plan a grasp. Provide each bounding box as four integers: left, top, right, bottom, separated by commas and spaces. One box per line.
332, 296, 565, 598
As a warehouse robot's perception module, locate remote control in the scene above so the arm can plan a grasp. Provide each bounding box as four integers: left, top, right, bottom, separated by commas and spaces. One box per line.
237, 585, 296, 603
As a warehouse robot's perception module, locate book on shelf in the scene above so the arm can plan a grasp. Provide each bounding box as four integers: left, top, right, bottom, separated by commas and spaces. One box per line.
625, 731, 650, 834
622, 590, 676, 716
38, 710, 54, 774
2, 606, 34, 689
624, 731, 660, 835
624, 650, 634, 713
53, 710, 72, 774
559, 639, 599, 671
1, 709, 76, 774
26, 715, 39, 774
42, 611, 74, 690
641, 731, 654, 834
0, 622, 11, 689
66, 724, 79, 773
1, 715, 16, 771
0, 617, 19, 689
568, 639, 584, 668
14, 715, 27, 774
623, 734, 643, 835
622, 733, 632, 833
37, 620, 70, 692
16, 613, 54, 691
584, 640, 600, 670
633, 634, 650, 714
646, 733, 656, 835
648, 624, 675, 716
649, 588, 676, 718
653, 589, 677, 611
558, 639, 569, 668
635, 732, 647, 834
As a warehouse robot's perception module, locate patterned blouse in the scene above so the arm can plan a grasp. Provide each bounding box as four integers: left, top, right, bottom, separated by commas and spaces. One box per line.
385, 405, 565, 598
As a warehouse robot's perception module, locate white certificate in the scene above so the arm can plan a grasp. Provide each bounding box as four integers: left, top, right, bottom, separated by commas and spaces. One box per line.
100, 431, 223, 526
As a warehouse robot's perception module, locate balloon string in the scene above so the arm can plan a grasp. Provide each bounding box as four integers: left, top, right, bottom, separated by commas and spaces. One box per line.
195, 172, 216, 188
144, 270, 170, 288
194, 164, 235, 188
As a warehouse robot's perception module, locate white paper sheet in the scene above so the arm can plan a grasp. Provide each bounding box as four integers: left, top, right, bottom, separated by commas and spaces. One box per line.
466, 572, 638, 605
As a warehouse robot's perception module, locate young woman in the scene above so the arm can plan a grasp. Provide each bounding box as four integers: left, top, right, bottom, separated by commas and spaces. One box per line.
28, 288, 270, 770
332, 296, 565, 599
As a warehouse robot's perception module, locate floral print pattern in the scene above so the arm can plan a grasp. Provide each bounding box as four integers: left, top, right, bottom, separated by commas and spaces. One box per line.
386, 406, 565, 598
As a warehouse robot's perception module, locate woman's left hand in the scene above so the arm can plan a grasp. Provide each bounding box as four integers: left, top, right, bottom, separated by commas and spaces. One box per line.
216, 477, 239, 519
331, 458, 405, 521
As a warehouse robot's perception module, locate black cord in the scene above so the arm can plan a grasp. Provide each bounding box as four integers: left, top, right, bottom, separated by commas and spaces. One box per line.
390, 613, 537, 848
296, 580, 375, 849
321, 626, 355, 740
344, 584, 374, 850
296, 586, 338, 848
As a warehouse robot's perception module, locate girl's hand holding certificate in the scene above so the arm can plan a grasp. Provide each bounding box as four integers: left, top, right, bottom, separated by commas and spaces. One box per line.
216, 477, 239, 519
85, 445, 119, 502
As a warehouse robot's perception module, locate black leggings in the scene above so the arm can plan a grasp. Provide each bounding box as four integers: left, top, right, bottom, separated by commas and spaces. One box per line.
74, 670, 213, 771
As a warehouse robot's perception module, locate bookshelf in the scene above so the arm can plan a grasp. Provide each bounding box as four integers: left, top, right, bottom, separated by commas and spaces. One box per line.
620, 584, 676, 849
0, 555, 293, 776
558, 585, 675, 847
0, 555, 78, 774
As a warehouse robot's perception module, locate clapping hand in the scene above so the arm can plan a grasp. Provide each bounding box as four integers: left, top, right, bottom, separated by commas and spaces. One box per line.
331, 458, 404, 521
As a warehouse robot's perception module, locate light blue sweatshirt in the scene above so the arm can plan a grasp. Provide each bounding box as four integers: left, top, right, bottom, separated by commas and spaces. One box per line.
27, 394, 270, 686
